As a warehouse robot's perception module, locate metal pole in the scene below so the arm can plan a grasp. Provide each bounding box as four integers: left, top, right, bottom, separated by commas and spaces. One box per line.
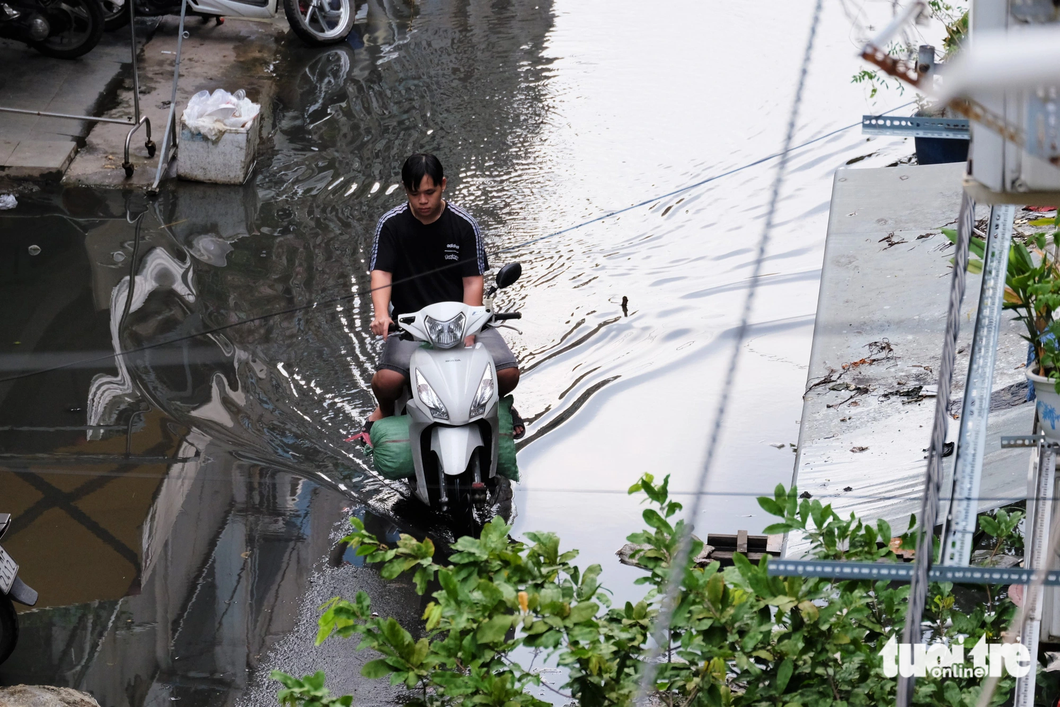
129, 0, 140, 124
1014, 444, 1056, 707
897, 192, 975, 706
0, 106, 136, 126
939, 204, 1016, 565
150, 0, 190, 193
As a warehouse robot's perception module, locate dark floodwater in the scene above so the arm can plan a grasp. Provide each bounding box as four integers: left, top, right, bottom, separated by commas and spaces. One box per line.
1, 0, 915, 703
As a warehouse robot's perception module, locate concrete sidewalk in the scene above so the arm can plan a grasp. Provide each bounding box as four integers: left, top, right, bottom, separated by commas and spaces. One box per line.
64, 15, 286, 188
786, 162, 1035, 557
0, 28, 154, 178
0, 13, 284, 185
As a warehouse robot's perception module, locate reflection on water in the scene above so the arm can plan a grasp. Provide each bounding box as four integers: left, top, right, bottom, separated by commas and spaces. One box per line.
2, 0, 918, 701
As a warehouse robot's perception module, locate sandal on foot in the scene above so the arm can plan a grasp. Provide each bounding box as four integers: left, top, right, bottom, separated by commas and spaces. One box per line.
345, 420, 374, 446
510, 406, 526, 440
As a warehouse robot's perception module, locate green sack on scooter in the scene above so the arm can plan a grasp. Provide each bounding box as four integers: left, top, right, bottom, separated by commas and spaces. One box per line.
497, 395, 520, 482
367, 415, 415, 480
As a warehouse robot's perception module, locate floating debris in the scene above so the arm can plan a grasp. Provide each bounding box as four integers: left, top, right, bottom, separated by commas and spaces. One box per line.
879, 232, 908, 250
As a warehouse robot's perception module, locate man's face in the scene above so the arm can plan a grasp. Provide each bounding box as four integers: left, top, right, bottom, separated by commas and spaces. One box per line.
406, 174, 446, 222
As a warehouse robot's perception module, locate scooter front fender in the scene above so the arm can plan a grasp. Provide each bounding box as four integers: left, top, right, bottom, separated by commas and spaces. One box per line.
431, 425, 483, 476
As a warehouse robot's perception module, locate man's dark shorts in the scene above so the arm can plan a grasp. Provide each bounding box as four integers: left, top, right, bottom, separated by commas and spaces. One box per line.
378, 327, 518, 378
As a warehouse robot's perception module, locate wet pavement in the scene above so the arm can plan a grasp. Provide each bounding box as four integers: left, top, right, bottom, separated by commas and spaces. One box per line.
2, 0, 918, 703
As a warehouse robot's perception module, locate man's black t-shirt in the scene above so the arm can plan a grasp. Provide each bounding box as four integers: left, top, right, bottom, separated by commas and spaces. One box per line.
369, 202, 488, 316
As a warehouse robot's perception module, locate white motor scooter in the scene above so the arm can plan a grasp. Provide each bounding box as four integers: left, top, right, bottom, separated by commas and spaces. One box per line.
391, 263, 522, 535
99, 0, 356, 46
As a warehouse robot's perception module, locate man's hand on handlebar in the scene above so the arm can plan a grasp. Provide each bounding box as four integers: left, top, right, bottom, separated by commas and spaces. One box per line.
371, 315, 394, 340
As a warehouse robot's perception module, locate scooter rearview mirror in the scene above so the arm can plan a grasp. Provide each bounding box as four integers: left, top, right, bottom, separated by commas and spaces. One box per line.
496, 262, 522, 290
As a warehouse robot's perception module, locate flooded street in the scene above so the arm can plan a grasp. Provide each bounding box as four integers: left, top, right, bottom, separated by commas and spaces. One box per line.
1, 0, 913, 702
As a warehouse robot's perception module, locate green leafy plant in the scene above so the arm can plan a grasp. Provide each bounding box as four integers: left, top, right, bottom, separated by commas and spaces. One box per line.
851, 1, 967, 100
1001, 213, 1060, 389
942, 213, 1060, 391
273, 477, 1022, 706
272, 671, 353, 707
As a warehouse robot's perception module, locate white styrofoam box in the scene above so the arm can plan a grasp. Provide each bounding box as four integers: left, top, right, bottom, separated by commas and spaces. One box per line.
177, 114, 259, 185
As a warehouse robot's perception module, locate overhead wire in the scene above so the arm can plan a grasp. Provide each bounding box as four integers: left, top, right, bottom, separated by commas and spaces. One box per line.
0, 100, 915, 387
633, 0, 826, 701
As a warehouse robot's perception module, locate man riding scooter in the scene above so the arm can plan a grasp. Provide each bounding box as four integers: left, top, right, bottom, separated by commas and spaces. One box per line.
363, 153, 525, 439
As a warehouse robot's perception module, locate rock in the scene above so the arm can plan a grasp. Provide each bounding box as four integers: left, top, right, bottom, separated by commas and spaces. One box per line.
617, 540, 714, 569
969, 550, 1022, 569
0, 686, 101, 707
692, 544, 715, 565
616, 542, 649, 568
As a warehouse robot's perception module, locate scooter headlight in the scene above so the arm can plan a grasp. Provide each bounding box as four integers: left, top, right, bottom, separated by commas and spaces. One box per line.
469, 365, 494, 418
415, 370, 449, 420
423, 313, 466, 349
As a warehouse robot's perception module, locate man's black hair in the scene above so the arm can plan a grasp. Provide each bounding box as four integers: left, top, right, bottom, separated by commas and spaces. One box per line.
401, 153, 444, 192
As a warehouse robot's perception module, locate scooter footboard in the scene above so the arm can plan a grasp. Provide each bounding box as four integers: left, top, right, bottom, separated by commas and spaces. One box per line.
430, 425, 483, 476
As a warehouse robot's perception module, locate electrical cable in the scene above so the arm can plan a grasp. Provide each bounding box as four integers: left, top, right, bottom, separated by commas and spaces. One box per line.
633, 0, 826, 701
0, 101, 915, 387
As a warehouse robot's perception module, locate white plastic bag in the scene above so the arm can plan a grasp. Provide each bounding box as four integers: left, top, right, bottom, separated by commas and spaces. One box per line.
182, 88, 260, 141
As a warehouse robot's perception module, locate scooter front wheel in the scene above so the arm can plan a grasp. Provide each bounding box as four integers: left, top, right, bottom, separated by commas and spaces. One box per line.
449, 476, 483, 540
0, 595, 18, 665
282, 0, 354, 47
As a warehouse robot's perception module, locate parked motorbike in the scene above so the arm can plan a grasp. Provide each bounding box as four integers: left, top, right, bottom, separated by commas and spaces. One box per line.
392, 263, 523, 536
0, 0, 104, 58
0, 513, 38, 666
97, 0, 354, 46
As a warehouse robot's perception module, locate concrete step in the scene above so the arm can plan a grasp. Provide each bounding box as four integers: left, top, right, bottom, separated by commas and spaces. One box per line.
0, 139, 77, 179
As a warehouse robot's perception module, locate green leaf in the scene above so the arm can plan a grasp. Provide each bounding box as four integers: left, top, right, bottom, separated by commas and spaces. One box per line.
410, 637, 429, 667
757, 496, 784, 517
475, 615, 512, 644
797, 600, 820, 624
777, 657, 794, 693
568, 601, 599, 623
380, 618, 414, 659
706, 572, 725, 608
642, 508, 673, 533
361, 659, 393, 679
438, 569, 461, 602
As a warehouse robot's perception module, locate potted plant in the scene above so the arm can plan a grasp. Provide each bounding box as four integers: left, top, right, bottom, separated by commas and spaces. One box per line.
1004, 213, 1060, 439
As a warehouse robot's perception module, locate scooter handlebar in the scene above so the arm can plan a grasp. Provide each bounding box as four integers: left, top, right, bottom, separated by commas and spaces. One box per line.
492, 312, 522, 321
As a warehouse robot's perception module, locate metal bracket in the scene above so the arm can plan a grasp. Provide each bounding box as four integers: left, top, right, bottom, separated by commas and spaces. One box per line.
768, 559, 1060, 585
862, 115, 970, 140
939, 205, 1015, 566
1001, 435, 1060, 449
0, 0, 153, 178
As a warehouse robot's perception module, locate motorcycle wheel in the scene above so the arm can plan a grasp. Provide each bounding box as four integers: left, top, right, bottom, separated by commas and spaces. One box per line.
0, 595, 18, 666
448, 454, 487, 539
33, 0, 105, 59
282, 0, 354, 47
100, 0, 130, 31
